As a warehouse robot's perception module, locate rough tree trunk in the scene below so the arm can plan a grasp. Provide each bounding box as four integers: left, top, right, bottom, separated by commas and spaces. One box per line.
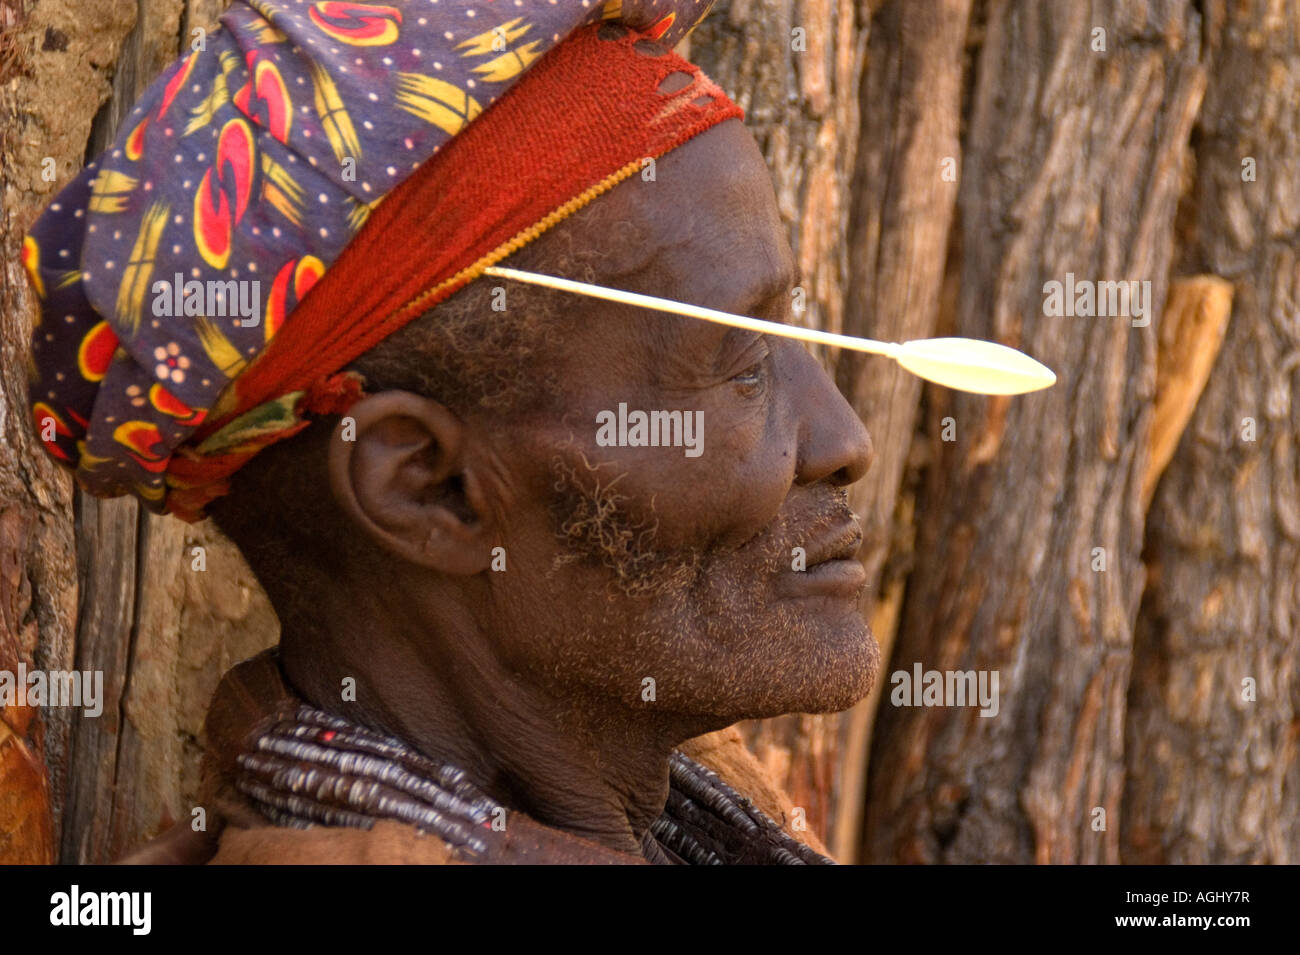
0, 0, 137, 866
827, 0, 971, 860
863, 0, 1204, 864
1122, 0, 1300, 864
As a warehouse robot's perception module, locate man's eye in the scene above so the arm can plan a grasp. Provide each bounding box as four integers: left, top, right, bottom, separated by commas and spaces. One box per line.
730, 361, 767, 393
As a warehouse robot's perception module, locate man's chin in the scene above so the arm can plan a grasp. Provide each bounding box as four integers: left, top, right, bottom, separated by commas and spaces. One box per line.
694, 620, 880, 722
772, 631, 879, 715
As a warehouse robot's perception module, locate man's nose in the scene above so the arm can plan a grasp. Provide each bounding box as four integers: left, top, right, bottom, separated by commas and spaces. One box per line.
790, 346, 874, 488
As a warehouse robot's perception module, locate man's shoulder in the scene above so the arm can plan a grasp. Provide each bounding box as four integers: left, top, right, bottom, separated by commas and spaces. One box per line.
207, 818, 640, 865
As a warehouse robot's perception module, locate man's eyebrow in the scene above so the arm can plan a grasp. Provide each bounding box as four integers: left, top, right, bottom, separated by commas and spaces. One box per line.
718, 325, 754, 350
662, 261, 800, 359
742, 260, 801, 312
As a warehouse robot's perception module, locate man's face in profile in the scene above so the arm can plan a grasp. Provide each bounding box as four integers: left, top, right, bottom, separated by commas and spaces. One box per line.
461, 117, 879, 727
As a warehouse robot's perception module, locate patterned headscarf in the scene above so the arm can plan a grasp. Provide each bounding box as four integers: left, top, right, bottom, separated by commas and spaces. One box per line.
23, 0, 741, 521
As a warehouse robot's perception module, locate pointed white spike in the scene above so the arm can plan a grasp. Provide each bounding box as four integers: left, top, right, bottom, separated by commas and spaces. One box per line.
482, 266, 1055, 395
895, 338, 1056, 395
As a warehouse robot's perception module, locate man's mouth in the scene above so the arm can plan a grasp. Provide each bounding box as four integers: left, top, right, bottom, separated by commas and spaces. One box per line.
775, 521, 867, 600
804, 522, 864, 566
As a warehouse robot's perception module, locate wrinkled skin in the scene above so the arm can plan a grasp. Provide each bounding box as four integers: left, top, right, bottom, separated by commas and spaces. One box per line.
264, 116, 878, 859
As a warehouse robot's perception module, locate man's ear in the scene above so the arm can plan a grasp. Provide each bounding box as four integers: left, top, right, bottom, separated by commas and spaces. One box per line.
327, 390, 494, 574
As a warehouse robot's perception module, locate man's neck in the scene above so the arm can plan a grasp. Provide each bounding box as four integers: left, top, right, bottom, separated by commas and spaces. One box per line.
276, 586, 698, 858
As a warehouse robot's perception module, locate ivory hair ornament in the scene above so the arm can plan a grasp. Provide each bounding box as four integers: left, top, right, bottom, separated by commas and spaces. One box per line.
484, 266, 1057, 396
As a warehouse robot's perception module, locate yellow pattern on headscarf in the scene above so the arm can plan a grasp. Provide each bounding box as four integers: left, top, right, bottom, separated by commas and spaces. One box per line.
115, 201, 169, 331
394, 74, 482, 136
89, 170, 139, 215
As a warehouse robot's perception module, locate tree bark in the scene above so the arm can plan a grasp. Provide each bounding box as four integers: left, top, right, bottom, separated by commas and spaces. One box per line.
1122, 0, 1300, 865
828, 0, 971, 861
863, 0, 1204, 864
0, 0, 137, 866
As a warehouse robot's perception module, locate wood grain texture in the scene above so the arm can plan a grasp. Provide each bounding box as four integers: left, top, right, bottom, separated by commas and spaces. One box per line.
52, 0, 185, 866
0, 507, 54, 863
829, 0, 972, 860
0, 0, 137, 863
863, 0, 1205, 864
1142, 275, 1232, 510
1122, 0, 1300, 865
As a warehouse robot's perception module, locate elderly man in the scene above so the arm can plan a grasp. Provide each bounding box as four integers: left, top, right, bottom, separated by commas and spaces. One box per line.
25, 0, 876, 864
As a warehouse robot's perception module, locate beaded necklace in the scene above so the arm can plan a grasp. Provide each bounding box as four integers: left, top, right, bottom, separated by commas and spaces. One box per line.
233, 702, 833, 865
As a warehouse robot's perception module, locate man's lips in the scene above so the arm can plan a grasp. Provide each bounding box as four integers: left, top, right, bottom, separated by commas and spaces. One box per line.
775, 521, 866, 599
779, 559, 867, 599
803, 522, 864, 567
